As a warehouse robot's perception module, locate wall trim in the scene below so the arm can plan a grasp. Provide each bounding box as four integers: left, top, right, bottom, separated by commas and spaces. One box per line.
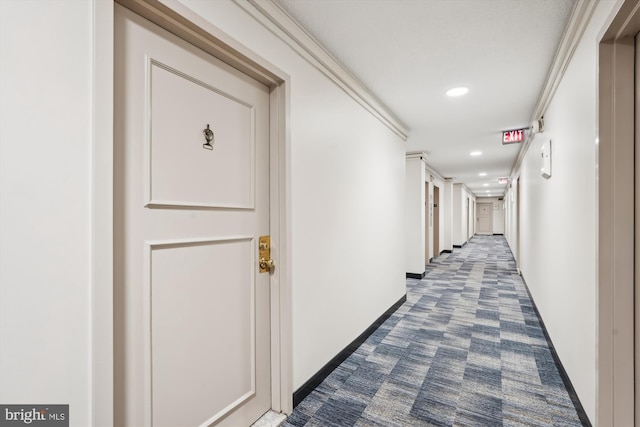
235, 0, 409, 141
91, 1, 114, 424
293, 294, 407, 407
406, 272, 426, 280
510, 0, 598, 179
406, 151, 428, 162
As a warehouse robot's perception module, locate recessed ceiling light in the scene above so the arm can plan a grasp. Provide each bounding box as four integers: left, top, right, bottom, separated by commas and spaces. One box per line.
485, 190, 490, 193
446, 86, 469, 97
483, 183, 489, 187
479, 172, 487, 176
470, 151, 482, 156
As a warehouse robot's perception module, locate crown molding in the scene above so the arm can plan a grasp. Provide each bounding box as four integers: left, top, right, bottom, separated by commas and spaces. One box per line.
510, 0, 598, 177
235, 0, 410, 141
406, 151, 428, 162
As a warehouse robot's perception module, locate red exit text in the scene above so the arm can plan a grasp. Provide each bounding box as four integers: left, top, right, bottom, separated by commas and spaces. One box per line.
502, 129, 525, 144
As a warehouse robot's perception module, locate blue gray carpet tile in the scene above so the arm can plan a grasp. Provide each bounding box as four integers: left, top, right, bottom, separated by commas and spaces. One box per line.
284, 235, 587, 426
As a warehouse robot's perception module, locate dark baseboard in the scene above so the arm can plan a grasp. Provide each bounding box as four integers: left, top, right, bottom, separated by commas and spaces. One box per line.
293, 294, 408, 408
440, 249, 452, 254
520, 275, 592, 427
406, 272, 426, 279
493, 233, 504, 235
429, 257, 433, 263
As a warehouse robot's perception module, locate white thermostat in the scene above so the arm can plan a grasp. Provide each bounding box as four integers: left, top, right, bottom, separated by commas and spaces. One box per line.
541, 139, 552, 179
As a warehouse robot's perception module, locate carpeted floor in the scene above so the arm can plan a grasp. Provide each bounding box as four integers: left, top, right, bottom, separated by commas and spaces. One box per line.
283, 235, 587, 427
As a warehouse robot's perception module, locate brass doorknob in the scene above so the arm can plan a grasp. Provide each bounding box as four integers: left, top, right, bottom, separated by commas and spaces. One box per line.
259, 257, 275, 270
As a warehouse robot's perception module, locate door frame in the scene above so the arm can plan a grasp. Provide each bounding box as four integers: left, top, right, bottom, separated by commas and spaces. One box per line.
597, 1, 640, 425
91, 1, 292, 424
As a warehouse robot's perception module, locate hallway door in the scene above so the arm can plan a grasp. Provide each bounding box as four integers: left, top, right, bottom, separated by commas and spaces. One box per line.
114, 5, 271, 426
477, 203, 492, 235
598, 6, 639, 421
516, 178, 521, 269
434, 186, 440, 256
465, 198, 469, 242
425, 184, 430, 263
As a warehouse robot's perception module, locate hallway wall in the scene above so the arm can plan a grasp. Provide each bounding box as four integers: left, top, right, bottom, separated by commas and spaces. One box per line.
492, 200, 505, 234
505, 0, 618, 421
442, 179, 454, 252
0, 0, 406, 423
405, 157, 448, 276
405, 156, 426, 275
0, 2, 93, 425
453, 184, 475, 246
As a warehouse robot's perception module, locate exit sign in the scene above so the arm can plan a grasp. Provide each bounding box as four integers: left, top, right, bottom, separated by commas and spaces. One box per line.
502, 128, 526, 144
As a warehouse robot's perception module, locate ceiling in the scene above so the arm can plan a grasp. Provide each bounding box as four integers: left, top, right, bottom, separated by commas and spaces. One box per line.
272, 0, 577, 197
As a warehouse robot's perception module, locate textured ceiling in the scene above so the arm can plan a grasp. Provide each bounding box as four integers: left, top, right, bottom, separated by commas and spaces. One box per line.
273, 0, 576, 196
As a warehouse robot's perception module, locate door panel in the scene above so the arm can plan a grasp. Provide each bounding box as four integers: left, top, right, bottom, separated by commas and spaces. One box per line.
149, 61, 254, 208
149, 238, 255, 426
115, 5, 271, 426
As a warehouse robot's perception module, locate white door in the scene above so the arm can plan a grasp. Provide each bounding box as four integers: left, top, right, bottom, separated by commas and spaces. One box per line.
114, 5, 271, 426
476, 203, 492, 235
425, 185, 430, 263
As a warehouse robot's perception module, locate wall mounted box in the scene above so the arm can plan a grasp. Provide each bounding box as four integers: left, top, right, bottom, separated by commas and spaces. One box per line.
541, 139, 552, 178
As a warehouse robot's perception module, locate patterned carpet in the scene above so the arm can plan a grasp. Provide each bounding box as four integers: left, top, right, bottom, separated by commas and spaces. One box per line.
283, 235, 587, 427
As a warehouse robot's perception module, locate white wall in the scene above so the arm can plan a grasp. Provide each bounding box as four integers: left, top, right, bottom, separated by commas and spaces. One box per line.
492, 201, 504, 234
504, 1, 618, 420
453, 184, 475, 246
469, 197, 476, 238
505, 177, 520, 264
405, 157, 426, 275
405, 160, 447, 271
453, 184, 463, 245
0, 1, 93, 426
442, 179, 454, 251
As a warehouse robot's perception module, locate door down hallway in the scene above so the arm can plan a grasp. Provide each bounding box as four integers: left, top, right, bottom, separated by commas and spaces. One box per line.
284, 236, 588, 426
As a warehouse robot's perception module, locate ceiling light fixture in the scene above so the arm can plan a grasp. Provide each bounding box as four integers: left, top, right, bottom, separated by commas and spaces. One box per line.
483, 183, 489, 187
446, 86, 469, 97
470, 151, 482, 156
479, 172, 487, 176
